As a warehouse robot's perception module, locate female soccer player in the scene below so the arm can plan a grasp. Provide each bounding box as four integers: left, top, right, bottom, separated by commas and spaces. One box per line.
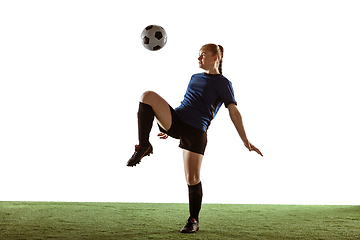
127, 44, 263, 233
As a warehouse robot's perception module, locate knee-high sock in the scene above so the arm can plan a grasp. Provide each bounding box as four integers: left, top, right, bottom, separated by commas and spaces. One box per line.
137, 102, 155, 146
188, 181, 203, 222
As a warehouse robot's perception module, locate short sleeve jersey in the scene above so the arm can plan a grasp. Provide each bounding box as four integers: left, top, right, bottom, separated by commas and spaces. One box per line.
175, 73, 237, 132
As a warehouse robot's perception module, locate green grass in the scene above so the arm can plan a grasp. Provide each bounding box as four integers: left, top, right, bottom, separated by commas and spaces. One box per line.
1, 202, 359, 239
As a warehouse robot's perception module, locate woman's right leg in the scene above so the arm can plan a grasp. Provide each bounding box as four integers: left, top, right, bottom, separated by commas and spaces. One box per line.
140, 91, 172, 131
127, 91, 171, 167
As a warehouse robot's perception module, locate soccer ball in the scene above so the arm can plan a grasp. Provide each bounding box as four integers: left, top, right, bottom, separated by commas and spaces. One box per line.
141, 25, 167, 51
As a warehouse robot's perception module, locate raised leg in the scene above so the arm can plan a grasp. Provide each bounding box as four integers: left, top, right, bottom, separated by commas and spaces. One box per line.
127, 91, 172, 167
140, 91, 172, 131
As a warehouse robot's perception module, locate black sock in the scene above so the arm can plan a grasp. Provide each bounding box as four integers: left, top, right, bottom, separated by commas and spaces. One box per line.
137, 102, 155, 146
188, 181, 203, 222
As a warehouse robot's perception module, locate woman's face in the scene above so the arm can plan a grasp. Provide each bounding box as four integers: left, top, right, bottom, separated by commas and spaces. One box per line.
198, 48, 217, 71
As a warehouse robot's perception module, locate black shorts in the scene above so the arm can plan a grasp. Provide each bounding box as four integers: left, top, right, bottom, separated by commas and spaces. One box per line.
157, 105, 207, 155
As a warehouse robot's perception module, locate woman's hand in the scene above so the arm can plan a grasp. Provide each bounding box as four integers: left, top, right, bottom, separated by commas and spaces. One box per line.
157, 132, 168, 139
227, 104, 263, 157
244, 141, 263, 157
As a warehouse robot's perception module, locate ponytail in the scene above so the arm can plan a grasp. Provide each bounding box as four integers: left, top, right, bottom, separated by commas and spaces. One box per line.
217, 45, 224, 75
201, 43, 224, 74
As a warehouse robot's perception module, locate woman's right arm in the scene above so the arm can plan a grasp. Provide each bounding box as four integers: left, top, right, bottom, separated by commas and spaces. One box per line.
227, 103, 263, 157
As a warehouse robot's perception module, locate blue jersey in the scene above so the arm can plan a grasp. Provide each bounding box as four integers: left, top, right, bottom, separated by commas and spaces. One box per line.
175, 73, 237, 132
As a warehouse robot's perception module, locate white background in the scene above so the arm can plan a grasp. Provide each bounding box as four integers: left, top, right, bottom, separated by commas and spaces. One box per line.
1, 0, 359, 205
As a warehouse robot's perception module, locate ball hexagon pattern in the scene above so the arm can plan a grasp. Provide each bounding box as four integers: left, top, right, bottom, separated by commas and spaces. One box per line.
141, 25, 167, 51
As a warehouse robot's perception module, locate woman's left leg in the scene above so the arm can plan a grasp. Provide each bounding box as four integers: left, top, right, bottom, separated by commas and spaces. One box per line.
181, 149, 203, 233
183, 149, 203, 186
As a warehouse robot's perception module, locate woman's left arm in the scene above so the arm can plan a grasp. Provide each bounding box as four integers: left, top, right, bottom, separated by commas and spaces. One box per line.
227, 103, 263, 156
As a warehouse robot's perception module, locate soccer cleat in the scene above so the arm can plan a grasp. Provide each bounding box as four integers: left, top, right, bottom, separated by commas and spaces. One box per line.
127, 144, 153, 167
180, 218, 199, 233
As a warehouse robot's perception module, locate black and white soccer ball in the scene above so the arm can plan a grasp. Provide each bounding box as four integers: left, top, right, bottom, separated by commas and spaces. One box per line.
141, 25, 167, 51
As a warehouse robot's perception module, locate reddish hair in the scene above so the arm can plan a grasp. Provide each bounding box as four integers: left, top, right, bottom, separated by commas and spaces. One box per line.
202, 44, 224, 74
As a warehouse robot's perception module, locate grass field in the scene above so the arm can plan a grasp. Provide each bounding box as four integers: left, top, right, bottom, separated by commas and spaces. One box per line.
1, 202, 359, 239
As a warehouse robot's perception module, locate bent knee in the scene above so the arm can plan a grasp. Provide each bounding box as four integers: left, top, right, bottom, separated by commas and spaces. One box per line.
140, 91, 158, 103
